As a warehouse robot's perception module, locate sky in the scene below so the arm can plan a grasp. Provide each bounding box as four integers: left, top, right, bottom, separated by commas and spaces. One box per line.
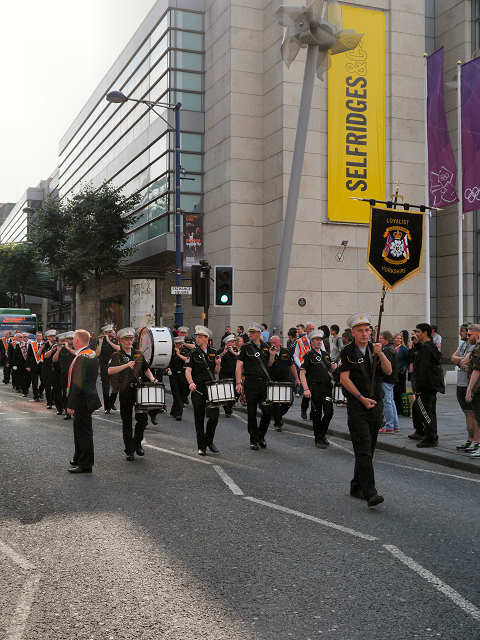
0, 0, 157, 204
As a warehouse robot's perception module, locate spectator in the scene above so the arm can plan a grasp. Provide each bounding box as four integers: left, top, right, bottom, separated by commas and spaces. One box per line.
319, 325, 330, 353
330, 324, 342, 361
261, 323, 269, 343
452, 322, 480, 452
465, 324, 480, 458
286, 328, 297, 350
431, 325, 442, 351
220, 326, 232, 349
237, 325, 249, 344
341, 330, 352, 346
378, 330, 399, 434
393, 332, 409, 415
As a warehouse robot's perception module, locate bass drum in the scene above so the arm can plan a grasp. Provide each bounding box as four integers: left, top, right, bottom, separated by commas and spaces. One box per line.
138, 326, 174, 369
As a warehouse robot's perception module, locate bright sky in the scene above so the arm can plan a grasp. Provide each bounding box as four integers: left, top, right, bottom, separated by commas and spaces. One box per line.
0, 0, 157, 204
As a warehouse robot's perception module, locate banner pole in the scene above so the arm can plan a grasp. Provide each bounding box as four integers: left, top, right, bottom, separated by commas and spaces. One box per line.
457, 60, 463, 327
423, 52, 431, 323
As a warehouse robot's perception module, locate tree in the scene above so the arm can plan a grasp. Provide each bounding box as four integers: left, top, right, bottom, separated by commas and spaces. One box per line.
61, 182, 140, 328
0, 243, 41, 307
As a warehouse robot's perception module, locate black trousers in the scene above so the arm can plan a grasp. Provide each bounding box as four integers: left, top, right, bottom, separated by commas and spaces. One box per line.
191, 382, 219, 450
100, 363, 117, 411
301, 394, 311, 414
53, 369, 63, 412
119, 386, 148, 454
244, 377, 272, 443
30, 366, 44, 399
43, 366, 54, 406
310, 384, 334, 441
412, 390, 438, 442
272, 402, 290, 425
72, 412, 94, 470
393, 370, 407, 414
347, 399, 383, 498
3, 363, 10, 383
16, 367, 30, 394
170, 372, 187, 417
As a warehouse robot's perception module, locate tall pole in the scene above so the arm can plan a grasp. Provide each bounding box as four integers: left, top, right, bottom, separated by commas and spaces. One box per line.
270, 44, 319, 336
174, 102, 183, 326
423, 53, 431, 323
457, 61, 463, 326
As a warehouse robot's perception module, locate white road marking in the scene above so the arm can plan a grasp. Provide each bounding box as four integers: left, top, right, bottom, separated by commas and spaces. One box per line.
213, 466, 244, 495
5, 575, 41, 640
0, 540, 36, 571
244, 496, 379, 542
384, 545, 480, 622
93, 416, 119, 423
144, 443, 212, 465
232, 413, 248, 424
375, 459, 480, 483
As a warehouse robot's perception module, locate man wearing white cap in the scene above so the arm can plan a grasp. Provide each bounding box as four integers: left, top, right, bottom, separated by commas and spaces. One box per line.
108, 327, 157, 461
42, 330, 58, 409
338, 313, 392, 507
54, 331, 76, 420
166, 335, 190, 420
52, 334, 66, 414
236, 322, 276, 450
216, 333, 239, 417
96, 324, 120, 414
184, 325, 222, 455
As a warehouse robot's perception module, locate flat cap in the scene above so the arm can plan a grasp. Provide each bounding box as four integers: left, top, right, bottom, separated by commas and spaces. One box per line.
346, 312, 373, 329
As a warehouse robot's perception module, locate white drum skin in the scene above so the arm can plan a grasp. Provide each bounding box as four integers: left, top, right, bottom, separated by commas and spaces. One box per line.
138, 326, 174, 369
205, 379, 236, 405
136, 382, 166, 412
266, 381, 293, 404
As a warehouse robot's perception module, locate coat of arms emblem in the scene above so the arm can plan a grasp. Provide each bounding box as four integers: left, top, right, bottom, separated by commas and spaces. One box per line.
382, 227, 411, 265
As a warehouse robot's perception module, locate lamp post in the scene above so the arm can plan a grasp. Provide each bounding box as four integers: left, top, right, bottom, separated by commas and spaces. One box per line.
106, 90, 184, 325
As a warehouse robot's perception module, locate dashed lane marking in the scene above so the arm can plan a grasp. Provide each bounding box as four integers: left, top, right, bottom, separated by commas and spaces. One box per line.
0, 540, 36, 571
144, 443, 212, 465
213, 466, 244, 495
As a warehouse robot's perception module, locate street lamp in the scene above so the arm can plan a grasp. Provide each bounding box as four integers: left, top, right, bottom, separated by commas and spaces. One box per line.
106, 90, 184, 325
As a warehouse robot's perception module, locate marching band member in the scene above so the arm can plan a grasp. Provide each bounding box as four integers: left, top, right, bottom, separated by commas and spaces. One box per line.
184, 325, 221, 456
52, 334, 66, 415
26, 331, 44, 401
42, 330, 57, 409
96, 324, 120, 414
216, 333, 238, 417
1, 331, 12, 384
12, 333, 31, 396
107, 327, 156, 461
300, 329, 337, 448
236, 322, 275, 450
56, 331, 76, 420
293, 322, 316, 419
166, 336, 190, 421
269, 335, 298, 431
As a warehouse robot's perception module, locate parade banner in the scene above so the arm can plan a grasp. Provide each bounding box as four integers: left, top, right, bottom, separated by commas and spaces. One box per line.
426, 48, 459, 208
366, 207, 424, 290
328, 6, 385, 223
183, 213, 203, 271
461, 57, 480, 212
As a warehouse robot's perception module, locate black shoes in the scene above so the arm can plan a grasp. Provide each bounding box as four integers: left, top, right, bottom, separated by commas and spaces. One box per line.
250, 442, 259, 450
367, 494, 384, 508
225, 412, 232, 418
274, 423, 282, 431
315, 440, 327, 449
56, 411, 63, 415
110, 405, 117, 411
69, 460, 77, 466
135, 446, 145, 456
301, 410, 308, 420
408, 432, 423, 440
416, 439, 438, 448
258, 439, 267, 449
22, 393, 28, 397
125, 454, 135, 461
47, 405, 53, 410
68, 466, 92, 474
175, 416, 182, 421
64, 414, 71, 420
198, 449, 206, 456
350, 489, 367, 500
150, 416, 158, 425
34, 397, 40, 402
104, 409, 111, 415
207, 443, 219, 453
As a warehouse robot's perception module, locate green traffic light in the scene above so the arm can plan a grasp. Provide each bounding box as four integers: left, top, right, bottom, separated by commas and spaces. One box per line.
220, 294, 229, 304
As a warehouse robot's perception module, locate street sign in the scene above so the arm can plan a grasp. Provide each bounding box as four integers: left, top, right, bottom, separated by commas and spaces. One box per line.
171, 286, 192, 295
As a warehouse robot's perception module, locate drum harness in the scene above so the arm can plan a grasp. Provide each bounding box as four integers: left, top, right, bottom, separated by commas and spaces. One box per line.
310, 350, 334, 404
248, 343, 276, 407
192, 347, 216, 396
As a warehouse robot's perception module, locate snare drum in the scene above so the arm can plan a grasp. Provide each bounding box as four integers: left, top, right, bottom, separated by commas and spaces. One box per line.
266, 381, 293, 405
205, 379, 236, 407
139, 326, 174, 369
135, 382, 166, 413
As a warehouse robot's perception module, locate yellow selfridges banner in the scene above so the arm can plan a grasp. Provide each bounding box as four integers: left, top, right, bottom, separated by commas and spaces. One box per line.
328, 7, 385, 223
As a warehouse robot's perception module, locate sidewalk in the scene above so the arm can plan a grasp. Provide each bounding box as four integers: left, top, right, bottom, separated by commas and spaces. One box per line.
164, 378, 480, 476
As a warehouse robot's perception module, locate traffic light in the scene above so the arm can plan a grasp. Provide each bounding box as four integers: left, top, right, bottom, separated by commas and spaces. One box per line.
214, 265, 234, 307
191, 264, 209, 307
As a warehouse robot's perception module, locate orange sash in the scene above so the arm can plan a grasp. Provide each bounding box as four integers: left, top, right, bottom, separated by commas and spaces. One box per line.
296, 335, 311, 364
2, 337, 7, 351
32, 342, 43, 364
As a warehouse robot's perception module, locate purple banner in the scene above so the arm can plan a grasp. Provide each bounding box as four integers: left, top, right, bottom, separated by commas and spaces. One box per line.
427, 48, 459, 208
461, 57, 480, 212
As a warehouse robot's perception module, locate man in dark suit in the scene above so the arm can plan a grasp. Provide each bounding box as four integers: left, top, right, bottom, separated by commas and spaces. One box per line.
67, 330, 102, 474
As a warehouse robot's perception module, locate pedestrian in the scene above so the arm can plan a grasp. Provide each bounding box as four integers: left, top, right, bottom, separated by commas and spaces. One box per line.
96, 324, 120, 414
184, 325, 222, 455
452, 322, 480, 452
431, 325, 442, 351
319, 325, 330, 353
269, 334, 298, 431
52, 334, 66, 415
300, 329, 337, 448
1, 330, 11, 383
338, 312, 392, 507
26, 331, 44, 401
217, 333, 238, 417
236, 321, 275, 450
220, 325, 232, 349
42, 330, 58, 410
108, 327, 157, 461
12, 333, 31, 396
464, 325, 480, 458
411, 323, 445, 448
378, 330, 399, 434
393, 332, 409, 415
329, 325, 342, 361
261, 323, 269, 343
237, 325, 249, 344
286, 328, 297, 351
67, 330, 102, 474
293, 321, 316, 419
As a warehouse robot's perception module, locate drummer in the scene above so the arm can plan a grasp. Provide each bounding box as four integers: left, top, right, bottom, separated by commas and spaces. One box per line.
299, 329, 337, 448
107, 327, 157, 461
166, 336, 190, 421
216, 333, 238, 417
96, 324, 120, 414
177, 326, 195, 405
184, 325, 221, 456
268, 335, 299, 431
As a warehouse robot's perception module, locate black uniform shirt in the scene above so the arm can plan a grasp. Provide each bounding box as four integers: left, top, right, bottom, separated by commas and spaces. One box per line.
98, 337, 119, 364
42, 342, 56, 369
170, 345, 190, 373
217, 347, 238, 379
185, 345, 217, 385
338, 340, 384, 401
237, 341, 271, 378
300, 348, 333, 389
269, 347, 293, 382
59, 346, 76, 374
109, 348, 149, 391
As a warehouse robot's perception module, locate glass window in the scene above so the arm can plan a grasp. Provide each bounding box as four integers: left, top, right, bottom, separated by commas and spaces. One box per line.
175, 31, 203, 51
176, 11, 202, 31
179, 194, 202, 212
180, 153, 201, 173
131, 209, 149, 229
175, 71, 202, 91
175, 91, 202, 112
176, 51, 202, 71
149, 195, 169, 219
149, 215, 168, 238
151, 12, 170, 46
132, 224, 149, 245
181, 175, 201, 193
